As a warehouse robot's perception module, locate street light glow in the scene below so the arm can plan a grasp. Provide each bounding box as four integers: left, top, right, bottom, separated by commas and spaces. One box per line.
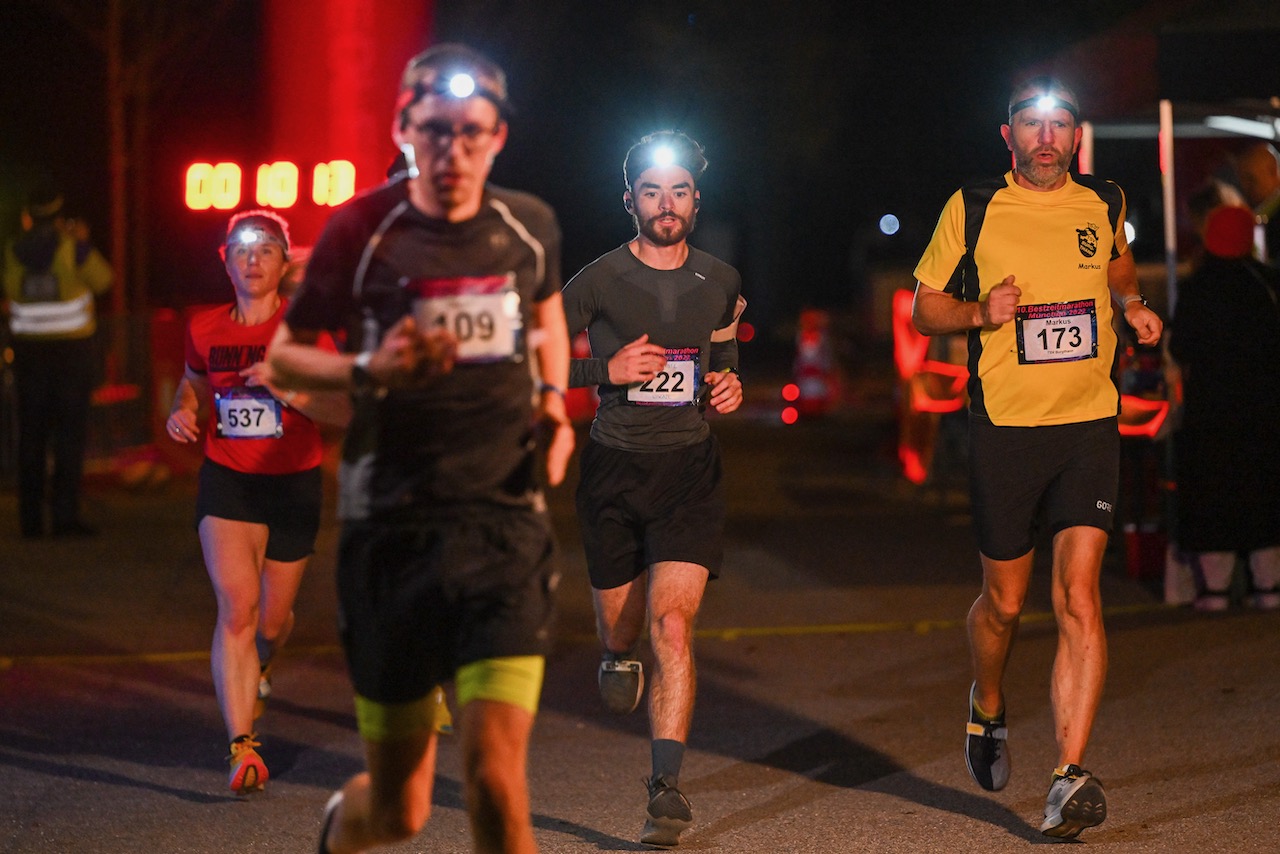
879, 214, 900, 236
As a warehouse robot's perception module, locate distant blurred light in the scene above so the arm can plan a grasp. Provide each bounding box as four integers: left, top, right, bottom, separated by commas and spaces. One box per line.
1204, 115, 1278, 140
1124, 221, 1136, 244
447, 73, 476, 98
879, 214, 900, 236
737, 321, 756, 343
652, 145, 676, 168
782, 383, 800, 402
781, 406, 799, 425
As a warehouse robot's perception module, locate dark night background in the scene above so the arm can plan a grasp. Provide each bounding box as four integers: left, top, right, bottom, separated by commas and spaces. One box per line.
2, 0, 1278, 351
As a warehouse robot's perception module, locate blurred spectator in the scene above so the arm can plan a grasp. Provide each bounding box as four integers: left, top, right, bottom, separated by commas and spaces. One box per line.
1169, 203, 1280, 610
1234, 142, 1280, 266
1186, 179, 1245, 254
2, 186, 113, 537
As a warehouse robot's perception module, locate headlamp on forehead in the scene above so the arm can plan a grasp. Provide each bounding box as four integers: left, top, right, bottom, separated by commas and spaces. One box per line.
623, 131, 709, 189
227, 226, 287, 255
222, 225, 290, 262
447, 73, 476, 98
651, 145, 676, 168
404, 70, 509, 116
1009, 94, 1079, 122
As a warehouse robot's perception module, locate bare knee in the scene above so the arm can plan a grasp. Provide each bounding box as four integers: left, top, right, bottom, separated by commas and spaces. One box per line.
217, 601, 259, 637
1054, 583, 1102, 628
650, 610, 694, 659
978, 588, 1024, 627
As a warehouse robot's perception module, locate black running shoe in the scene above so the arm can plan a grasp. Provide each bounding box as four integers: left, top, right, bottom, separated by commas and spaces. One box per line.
1040, 764, 1107, 839
640, 775, 693, 848
964, 682, 1010, 791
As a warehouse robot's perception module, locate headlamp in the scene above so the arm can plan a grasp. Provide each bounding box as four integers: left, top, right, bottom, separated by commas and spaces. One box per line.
651, 145, 676, 168
227, 226, 286, 252
403, 70, 509, 116
1008, 94, 1079, 122
447, 73, 476, 98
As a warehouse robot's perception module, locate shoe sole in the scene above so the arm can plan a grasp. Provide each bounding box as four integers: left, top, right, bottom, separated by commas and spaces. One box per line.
229, 754, 268, 795
964, 684, 1009, 791
599, 660, 644, 714
641, 814, 693, 848
1041, 777, 1107, 839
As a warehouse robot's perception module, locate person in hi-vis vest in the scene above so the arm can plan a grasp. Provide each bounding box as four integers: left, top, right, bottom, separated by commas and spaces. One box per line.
3, 186, 113, 538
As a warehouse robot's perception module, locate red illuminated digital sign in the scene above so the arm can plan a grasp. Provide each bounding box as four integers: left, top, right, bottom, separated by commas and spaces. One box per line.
184, 160, 356, 211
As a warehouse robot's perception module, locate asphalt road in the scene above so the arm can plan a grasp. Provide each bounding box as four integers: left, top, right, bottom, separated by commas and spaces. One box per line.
2, 398, 1278, 853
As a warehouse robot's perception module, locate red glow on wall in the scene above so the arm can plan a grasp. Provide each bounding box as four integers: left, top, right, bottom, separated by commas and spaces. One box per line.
265, 0, 432, 243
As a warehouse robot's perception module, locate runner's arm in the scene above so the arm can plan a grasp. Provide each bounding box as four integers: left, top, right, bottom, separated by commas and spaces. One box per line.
532, 292, 574, 487
1107, 250, 1162, 346
166, 366, 209, 443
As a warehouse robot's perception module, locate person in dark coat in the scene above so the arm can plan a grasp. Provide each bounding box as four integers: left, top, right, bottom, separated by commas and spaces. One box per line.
1170, 203, 1280, 610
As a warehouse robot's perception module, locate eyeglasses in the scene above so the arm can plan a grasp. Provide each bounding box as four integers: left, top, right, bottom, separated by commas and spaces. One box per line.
411, 119, 501, 152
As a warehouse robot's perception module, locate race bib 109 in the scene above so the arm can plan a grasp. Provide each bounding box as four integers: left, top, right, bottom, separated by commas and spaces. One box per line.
408, 273, 524, 364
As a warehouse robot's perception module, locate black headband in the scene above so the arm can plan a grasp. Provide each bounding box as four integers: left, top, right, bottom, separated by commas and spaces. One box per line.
1008, 95, 1079, 122
407, 75, 509, 116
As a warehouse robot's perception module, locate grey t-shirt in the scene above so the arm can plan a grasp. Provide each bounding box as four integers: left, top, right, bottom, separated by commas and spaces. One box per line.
562, 243, 741, 451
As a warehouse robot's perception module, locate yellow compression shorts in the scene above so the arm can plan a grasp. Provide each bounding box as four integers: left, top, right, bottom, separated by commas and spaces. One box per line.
354, 655, 545, 742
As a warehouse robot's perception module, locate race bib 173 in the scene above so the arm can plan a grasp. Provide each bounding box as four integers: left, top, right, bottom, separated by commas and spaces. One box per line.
1015, 299, 1098, 364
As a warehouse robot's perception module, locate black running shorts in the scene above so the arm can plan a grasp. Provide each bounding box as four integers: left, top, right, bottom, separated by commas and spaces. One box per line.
575, 435, 725, 590
195, 458, 322, 562
968, 414, 1119, 561
336, 507, 558, 705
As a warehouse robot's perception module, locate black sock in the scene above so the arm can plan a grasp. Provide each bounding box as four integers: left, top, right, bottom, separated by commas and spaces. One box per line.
652, 739, 685, 784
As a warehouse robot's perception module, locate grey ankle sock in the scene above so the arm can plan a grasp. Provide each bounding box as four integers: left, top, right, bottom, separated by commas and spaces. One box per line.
652, 739, 685, 783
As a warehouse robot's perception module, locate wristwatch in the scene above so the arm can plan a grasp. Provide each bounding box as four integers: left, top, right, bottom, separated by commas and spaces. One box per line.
351, 351, 375, 392
1122, 294, 1147, 308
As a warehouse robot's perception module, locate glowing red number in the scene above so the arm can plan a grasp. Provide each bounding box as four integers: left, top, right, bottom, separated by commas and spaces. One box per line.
185, 162, 242, 211
313, 160, 356, 207
256, 161, 299, 209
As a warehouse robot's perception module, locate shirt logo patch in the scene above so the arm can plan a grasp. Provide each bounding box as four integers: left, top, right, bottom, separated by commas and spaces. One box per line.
1076, 224, 1099, 258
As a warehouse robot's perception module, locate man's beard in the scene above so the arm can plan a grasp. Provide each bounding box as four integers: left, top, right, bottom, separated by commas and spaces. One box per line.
1015, 146, 1073, 189
637, 210, 696, 246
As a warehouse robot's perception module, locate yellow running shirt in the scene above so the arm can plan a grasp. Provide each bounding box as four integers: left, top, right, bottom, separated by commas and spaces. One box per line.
914, 172, 1128, 427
